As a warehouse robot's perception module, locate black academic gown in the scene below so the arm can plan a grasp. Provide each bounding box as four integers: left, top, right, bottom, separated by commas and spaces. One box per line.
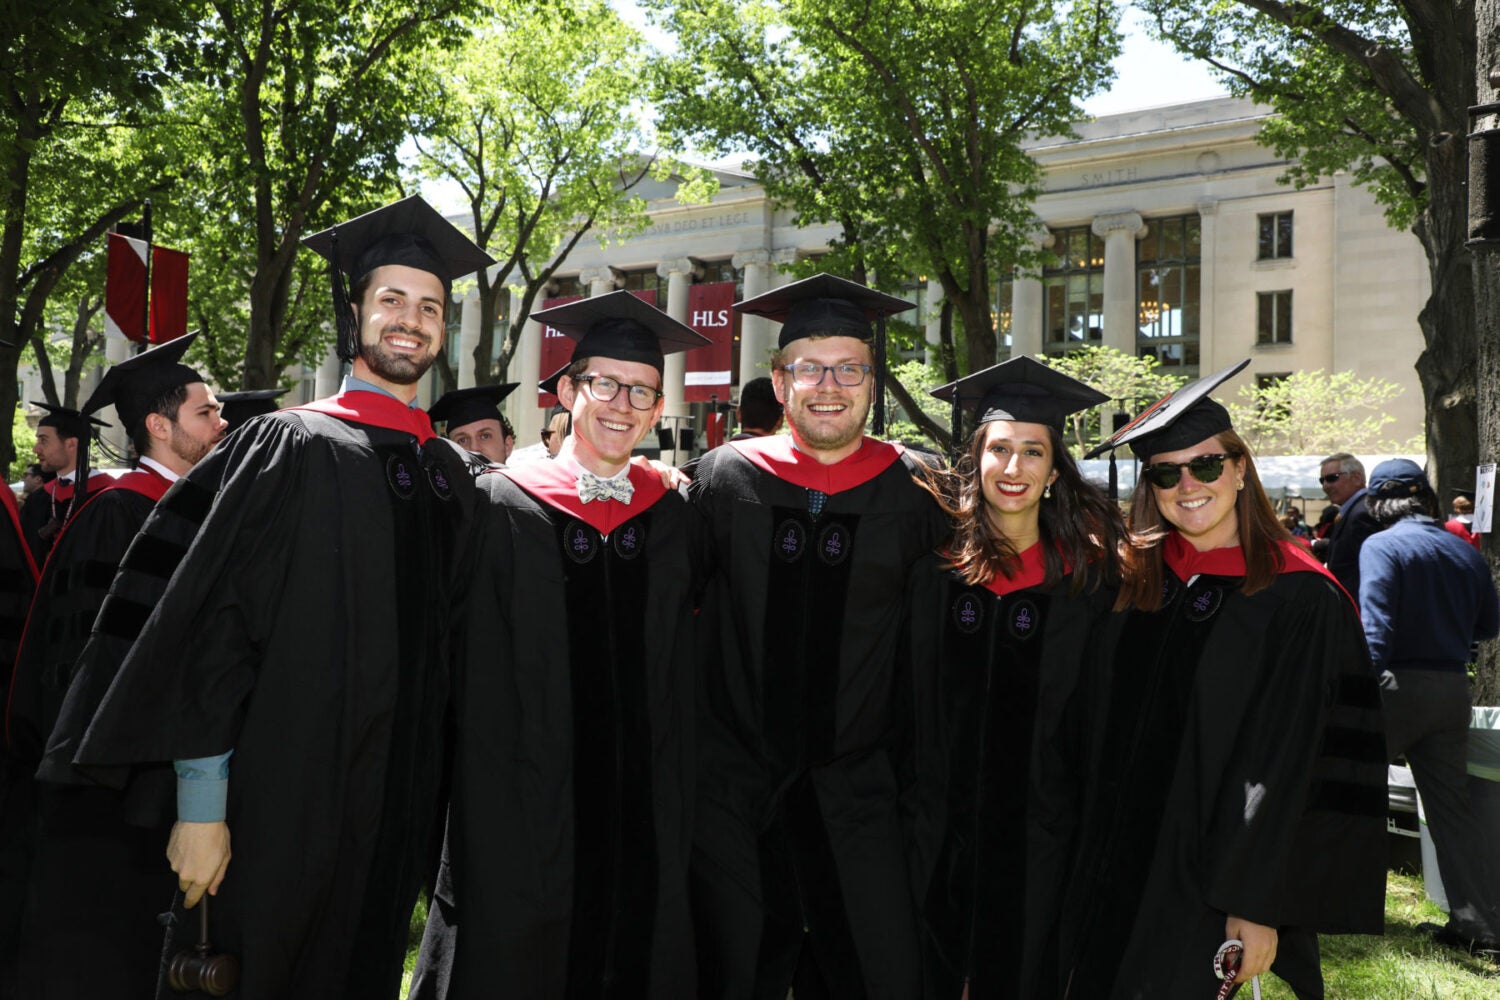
18, 473, 114, 568
1050, 536, 1387, 1000
72, 395, 475, 1000
411, 458, 704, 999
5, 470, 174, 999
0, 487, 38, 997
688, 436, 947, 1000
905, 548, 1112, 1000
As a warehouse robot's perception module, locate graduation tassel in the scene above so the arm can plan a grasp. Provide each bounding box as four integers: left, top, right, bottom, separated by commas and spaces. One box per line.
1107, 452, 1118, 502
330, 227, 358, 363
873, 313, 888, 437
949, 393, 963, 463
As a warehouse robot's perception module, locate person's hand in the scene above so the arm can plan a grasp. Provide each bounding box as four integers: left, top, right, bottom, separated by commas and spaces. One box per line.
168, 820, 231, 908
1225, 915, 1277, 980
646, 458, 690, 489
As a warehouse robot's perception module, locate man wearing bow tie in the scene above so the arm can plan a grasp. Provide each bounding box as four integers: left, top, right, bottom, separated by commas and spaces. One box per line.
412, 291, 710, 999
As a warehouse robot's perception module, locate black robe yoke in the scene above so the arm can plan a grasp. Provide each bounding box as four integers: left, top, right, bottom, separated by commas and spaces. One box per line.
5, 476, 174, 999
905, 558, 1110, 1000
411, 465, 703, 999
1053, 565, 1387, 1000
688, 442, 946, 1000
72, 409, 475, 1000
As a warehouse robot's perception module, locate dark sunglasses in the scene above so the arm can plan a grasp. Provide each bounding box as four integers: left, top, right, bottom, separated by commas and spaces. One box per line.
1141, 453, 1231, 489
1319, 472, 1346, 486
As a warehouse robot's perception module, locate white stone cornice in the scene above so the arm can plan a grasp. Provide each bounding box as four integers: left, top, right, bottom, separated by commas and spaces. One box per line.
1197, 198, 1219, 217
771, 248, 801, 266
1091, 211, 1147, 239
656, 257, 705, 281
577, 265, 625, 290
731, 249, 772, 270
1028, 220, 1056, 249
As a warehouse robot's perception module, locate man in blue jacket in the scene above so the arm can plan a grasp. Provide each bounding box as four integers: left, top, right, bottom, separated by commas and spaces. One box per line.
1360, 458, 1500, 953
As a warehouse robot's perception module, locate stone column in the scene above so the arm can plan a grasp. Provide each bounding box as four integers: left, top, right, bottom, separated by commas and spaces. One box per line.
513, 287, 545, 446
1091, 210, 1147, 356
456, 288, 481, 388
312, 342, 342, 401
579, 266, 624, 298
657, 257, 703, 463
923, 279, 944, 365
1010, 224, 1053, 359
1195, 199, 1218, 373
732, 249, 772, 383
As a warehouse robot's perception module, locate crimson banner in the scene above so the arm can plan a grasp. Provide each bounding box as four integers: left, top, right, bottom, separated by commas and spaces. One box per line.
149, 245, 190, 344
104, 233, 148, 343
684, 281, 736, 403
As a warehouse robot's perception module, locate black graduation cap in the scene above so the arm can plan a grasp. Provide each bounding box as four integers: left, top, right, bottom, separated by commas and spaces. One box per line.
33, 402, 109, 439
734, 274, 915, 435
82, 332, 205, 434
217, 388, 289, 431
530, 291, 710, 379
428, 383, 519, 430
1084, 359, 1250, 462
931, 355, 1108, 446
301, 195, 495, 363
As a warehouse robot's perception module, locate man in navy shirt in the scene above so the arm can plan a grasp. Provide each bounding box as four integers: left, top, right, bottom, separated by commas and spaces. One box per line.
1360, 458, 1500, 953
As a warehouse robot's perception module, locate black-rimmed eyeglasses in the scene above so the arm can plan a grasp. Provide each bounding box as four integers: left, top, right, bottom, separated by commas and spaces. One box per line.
573, 375, 663, 411
1141, 453, 1231, 490
781, 362, 873, 387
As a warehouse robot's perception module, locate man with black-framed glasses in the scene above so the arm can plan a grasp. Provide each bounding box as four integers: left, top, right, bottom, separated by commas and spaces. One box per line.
411, 290, 712, 998
687, 274, 948, 999
1319, 451, 1375, 595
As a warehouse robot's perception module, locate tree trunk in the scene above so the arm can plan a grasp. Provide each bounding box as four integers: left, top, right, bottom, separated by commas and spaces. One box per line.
1473, 0, 1500, 705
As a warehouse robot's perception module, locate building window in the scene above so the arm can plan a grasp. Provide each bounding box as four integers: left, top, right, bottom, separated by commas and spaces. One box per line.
1258, 211, 1293, 260
1257, 290, 1293, 344
1043, 227, 1105, 357
619, 268, 665, 296
995, 272, 1014, 356
1137, 214, 1202, 375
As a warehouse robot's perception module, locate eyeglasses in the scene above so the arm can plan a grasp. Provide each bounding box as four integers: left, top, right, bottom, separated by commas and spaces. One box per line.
572, 374, 663, 411
1141, 453, 1231, 489
781, 362, 873, 387
1319, 472, 1346, 486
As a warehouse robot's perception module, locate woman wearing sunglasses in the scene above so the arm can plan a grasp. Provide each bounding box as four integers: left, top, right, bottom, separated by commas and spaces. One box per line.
1047, 362, 1387, 999
907, 357, 1128, 1000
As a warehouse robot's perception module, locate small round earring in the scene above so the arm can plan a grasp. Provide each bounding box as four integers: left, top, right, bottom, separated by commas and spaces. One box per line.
1236, 479, 1244, 490
1044, 484, 1052, 499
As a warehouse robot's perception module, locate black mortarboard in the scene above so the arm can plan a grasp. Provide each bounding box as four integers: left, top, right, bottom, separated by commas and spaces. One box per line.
301, 195, 495, 363
735, 274, 914, 435
83, 332, 205, 433
530, 291, 710, 377
217, 388, 289, 431
931, 355, 1108, 445
428, 383, 519, 430
33, 402, 108, 439
1085, 360, 1250, 462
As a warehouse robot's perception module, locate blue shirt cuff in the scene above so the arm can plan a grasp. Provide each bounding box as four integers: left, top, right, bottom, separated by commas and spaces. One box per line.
174, 751, 232, 823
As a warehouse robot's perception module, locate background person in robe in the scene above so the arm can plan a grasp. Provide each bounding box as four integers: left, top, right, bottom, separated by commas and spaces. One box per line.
20, 404, 113, 565
688, 274, 948, 1000
215, 387, 289, 434
908, 358, 1126, 1000
1359, 459, 1500, 954
428, 382, 520, 466
412, 291, 710, 999
5, 334, 225, 999
1050, 363, 1387, 1000
69, 196, 491, 1000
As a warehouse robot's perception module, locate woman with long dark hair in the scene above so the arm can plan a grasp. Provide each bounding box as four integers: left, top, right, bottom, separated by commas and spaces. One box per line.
1048, 362, 1388, 999
906, 357, 1127, 1000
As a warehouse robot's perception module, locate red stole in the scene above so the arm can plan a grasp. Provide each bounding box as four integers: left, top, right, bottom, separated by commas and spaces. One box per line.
293, 391, 436, 442
1163, 530, 1352, 607
41, 467, 173, 573
981, 541, 1052, 597
503, 457, 669, 536
729, 435, 904, 494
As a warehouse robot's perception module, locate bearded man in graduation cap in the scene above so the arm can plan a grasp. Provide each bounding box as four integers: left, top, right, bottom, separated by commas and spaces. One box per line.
19, 403, 116, 565
68, 196, 491, 1000
4, 334, 226, 998
410, 290, 710, 999
687, 274, 949, 999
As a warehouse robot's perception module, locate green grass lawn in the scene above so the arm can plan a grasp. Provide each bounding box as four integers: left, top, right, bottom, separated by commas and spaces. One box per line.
398, 872, 1498, 998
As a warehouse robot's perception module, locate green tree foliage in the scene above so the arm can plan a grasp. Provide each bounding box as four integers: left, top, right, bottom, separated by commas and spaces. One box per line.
647, 0, 1122, 381
1042, 345, 1186, 453
164, 0, 482, 390
1137, 0, 1477, 494
412, 0, 714, 389
1227, 368, 1421, 457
